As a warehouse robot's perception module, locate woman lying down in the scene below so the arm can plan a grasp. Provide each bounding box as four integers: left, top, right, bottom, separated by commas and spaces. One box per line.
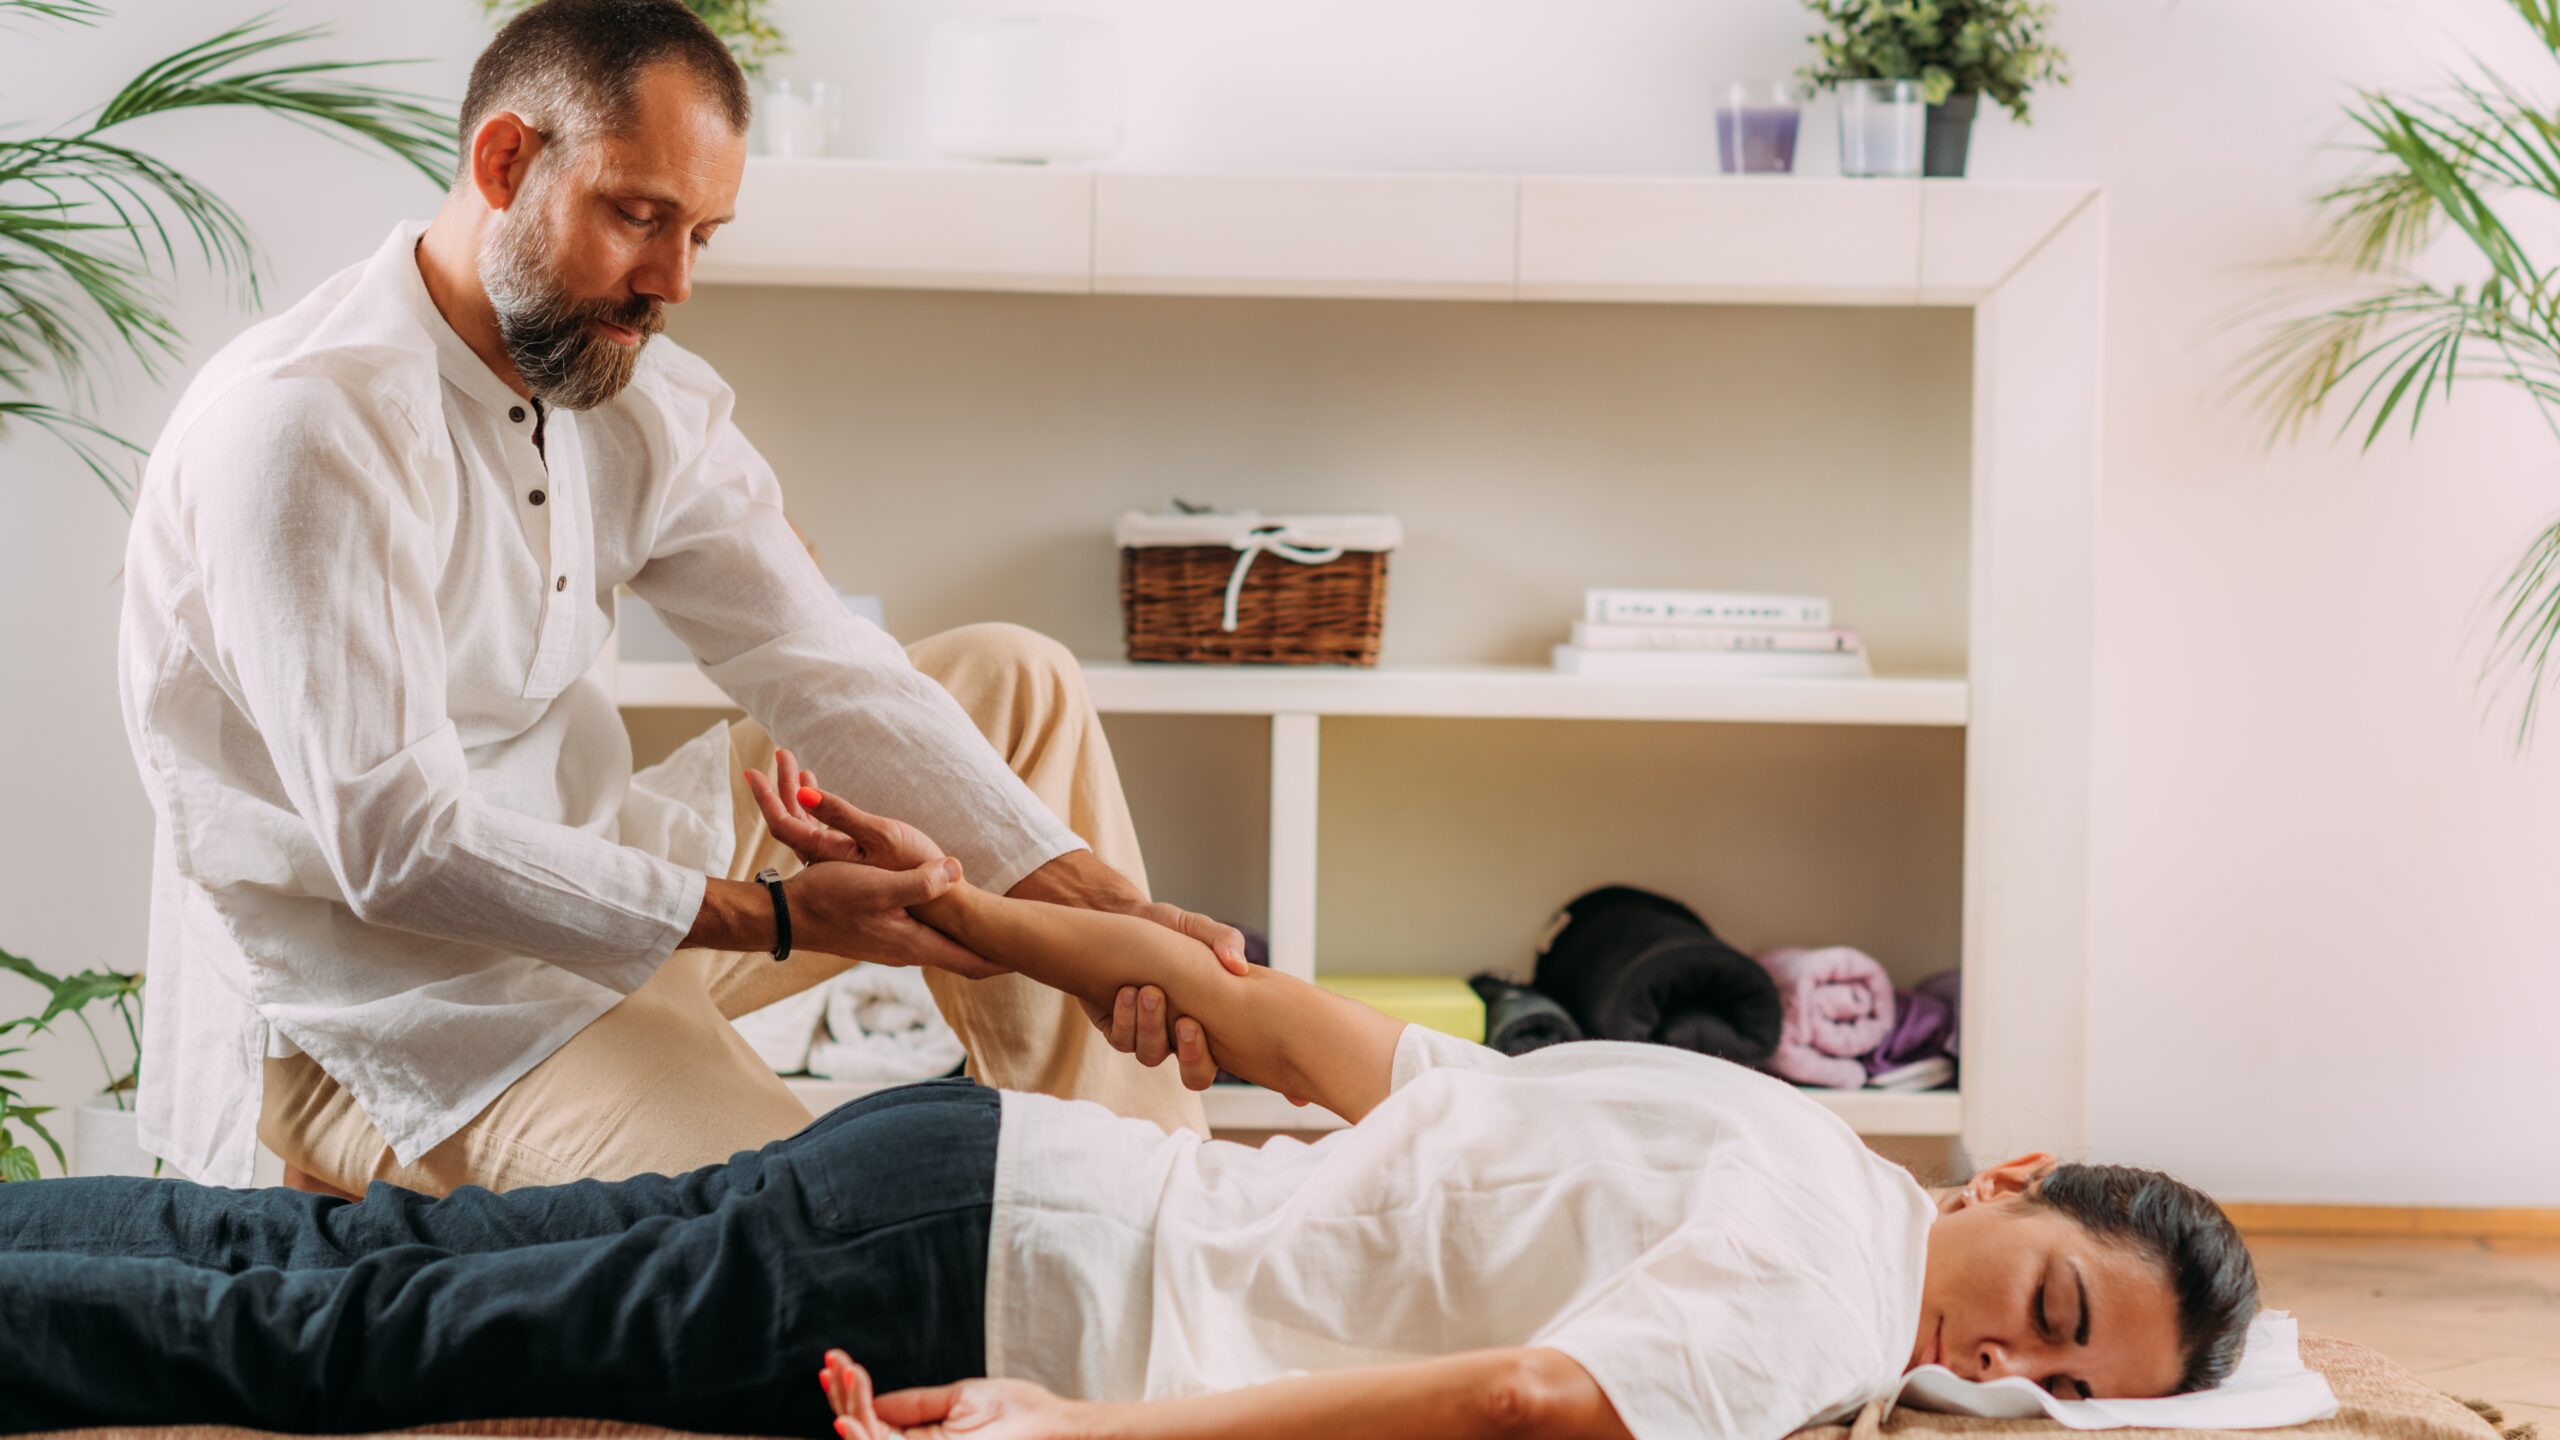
0, 782, 2260, 1440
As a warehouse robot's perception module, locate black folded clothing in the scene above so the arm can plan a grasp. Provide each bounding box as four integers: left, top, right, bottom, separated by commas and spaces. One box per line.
1468, 974, 1585, 1056
1530, 885, 1783, 1066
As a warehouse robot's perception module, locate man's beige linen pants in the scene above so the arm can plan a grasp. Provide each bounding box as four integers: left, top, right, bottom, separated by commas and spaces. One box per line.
259, 623, 1205, 1195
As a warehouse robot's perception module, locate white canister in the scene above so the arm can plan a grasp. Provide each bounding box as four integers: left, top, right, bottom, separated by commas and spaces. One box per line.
926, 16, 1122, 165
74, 1092, 156, 1178
1838, 79, 1926, 178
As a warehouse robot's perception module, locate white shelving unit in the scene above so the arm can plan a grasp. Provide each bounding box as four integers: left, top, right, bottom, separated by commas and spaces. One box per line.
628, 159, 2105, 1160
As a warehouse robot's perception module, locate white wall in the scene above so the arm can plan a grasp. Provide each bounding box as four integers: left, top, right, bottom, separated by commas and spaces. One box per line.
3, 0, 2554, 1203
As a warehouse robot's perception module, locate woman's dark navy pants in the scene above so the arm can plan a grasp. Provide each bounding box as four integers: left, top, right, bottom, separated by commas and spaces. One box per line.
0, 1079, 1000, 1436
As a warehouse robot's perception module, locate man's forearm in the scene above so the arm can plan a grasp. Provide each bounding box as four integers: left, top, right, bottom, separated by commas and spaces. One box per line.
1080, 1348, 1633, 1440
681, 875, 776, 952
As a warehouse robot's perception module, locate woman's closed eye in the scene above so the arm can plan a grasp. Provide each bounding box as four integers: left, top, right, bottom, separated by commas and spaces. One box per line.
2034, 1280, 2094, 1399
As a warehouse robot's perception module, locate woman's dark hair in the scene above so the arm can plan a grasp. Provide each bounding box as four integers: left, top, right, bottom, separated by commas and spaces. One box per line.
2027, 1164, 2259, 1392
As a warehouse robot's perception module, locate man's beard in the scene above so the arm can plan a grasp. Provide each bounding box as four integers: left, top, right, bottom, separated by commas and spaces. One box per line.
479, 192, 664, 411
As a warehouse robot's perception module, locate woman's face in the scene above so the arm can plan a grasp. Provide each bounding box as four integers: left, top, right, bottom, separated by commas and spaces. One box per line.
1913, 1154, 2188, 1399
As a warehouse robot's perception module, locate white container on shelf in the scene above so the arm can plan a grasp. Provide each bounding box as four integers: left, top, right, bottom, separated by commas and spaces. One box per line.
74, 1093, 154, 1177
1838, 79, 1926, 178
927, 16, 1122, 164
757, 78, 839, 160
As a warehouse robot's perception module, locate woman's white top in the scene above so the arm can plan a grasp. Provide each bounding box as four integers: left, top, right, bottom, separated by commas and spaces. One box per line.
116, 222, 1082, 1185
988, 1027, 1937, 1440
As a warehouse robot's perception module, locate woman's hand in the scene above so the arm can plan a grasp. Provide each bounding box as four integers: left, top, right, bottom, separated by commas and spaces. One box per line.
747, 747, 948, 871
821, 1350, 1090, 1440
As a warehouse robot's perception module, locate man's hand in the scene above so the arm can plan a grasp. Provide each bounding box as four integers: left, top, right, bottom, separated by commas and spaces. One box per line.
1009, 848, 1249, 1092
786, 859, 1005, 979
822, 1349, 1087, 1440
749, 747, 1248, 1090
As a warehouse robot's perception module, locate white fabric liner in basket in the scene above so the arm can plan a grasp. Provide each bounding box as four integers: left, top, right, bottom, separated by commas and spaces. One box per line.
1890, 1310, 2339, 1431
1112, 509, 1404, 552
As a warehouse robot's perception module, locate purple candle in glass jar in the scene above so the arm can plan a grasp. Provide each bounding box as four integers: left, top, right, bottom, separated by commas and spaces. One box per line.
1716, 104, 1801, 173
1714, 82, 1805, 175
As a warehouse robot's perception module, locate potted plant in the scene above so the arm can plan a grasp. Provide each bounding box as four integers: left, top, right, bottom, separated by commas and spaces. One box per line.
0, 949, 148, 1178
2241, 0, 2560, 741
0, 1018, 64, 1183
1, 0, 453, 499
1800, 0, 2070, 178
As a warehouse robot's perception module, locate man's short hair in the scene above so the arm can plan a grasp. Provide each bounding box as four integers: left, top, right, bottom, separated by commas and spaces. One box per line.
457, 0, 751, 174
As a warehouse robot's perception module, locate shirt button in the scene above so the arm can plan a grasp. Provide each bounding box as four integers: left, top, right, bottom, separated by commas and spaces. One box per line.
556, 575, 568, 592
528, 489, 547, 506
509, 405, 527, 423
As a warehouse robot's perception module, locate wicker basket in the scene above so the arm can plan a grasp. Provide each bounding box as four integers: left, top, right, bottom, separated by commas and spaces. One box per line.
1116, 511, 1401, 666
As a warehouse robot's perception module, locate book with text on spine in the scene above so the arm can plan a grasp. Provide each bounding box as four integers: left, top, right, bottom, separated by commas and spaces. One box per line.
1582, 589, 1832, 628
1551, 644, 1873, 679
1570, 621, 1861, 654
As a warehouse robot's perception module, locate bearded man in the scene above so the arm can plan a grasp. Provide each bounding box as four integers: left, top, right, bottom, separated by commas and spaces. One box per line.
116, 0, 1242, 1197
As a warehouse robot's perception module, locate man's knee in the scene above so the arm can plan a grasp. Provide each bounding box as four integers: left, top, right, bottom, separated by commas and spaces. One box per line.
913, 622, 1079, 694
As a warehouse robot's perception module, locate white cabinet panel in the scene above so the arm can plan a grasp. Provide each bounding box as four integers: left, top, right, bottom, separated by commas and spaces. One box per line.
1094, 171, 1518, 299
1518, 177, 1924, 304
699, 160, 1093, 292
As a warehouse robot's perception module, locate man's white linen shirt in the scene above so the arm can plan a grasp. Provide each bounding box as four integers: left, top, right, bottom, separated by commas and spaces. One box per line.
118, 222, 1084, 1185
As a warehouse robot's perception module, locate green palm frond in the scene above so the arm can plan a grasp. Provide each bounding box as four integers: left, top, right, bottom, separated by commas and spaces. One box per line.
0, 8, 454, 507
0, 398, 143, 505
2246, 0, 2560, 743
0, 0, 107, 23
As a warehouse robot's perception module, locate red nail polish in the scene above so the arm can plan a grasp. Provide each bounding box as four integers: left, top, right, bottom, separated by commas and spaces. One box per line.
798, 786, 823, 807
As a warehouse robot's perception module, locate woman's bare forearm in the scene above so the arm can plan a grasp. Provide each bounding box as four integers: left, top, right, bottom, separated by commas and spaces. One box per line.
1080, 1348, 1633, 1440
913, 883, 1405, 1123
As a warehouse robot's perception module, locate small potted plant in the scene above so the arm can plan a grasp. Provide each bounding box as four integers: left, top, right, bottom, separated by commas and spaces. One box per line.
0, 948, 150, 1179
0, 1019, 63, 1183
1800, 0, 2070, 177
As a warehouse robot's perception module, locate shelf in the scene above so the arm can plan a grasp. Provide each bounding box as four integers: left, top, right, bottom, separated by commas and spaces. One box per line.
615, 659, 1968, 727
781, 1076, 1957, 1137
693, 159, 2096, 305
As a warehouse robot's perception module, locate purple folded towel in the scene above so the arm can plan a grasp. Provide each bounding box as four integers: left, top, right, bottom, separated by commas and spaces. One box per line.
1753, 946, 1896, 1089
1916, 967, 1960, 1058
1863, 986, 1952, 1077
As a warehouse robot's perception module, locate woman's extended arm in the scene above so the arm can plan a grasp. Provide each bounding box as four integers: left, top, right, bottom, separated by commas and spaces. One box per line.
824, 1347, 1636, 1440
764, 780, 1408, 1124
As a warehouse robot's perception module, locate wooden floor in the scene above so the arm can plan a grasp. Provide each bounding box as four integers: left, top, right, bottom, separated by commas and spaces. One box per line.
2256, 1235, 2560, 1431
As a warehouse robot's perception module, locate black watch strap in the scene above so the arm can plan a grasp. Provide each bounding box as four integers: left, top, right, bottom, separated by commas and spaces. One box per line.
756, 866, 791, 962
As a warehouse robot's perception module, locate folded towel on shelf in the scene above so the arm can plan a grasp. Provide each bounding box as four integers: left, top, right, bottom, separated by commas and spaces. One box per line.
1864, 982, 1954, 1078
806, 963, 966, 1084
1532, 886, 1784, 1065
1916, 967, 1961, 1056
1754, 945, 1896, 1089
1468, 974, 1585, 1055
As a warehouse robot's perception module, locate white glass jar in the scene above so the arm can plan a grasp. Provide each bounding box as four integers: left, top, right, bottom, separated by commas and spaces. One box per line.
1838, 79, 1926, 178
757, 77, 839, 159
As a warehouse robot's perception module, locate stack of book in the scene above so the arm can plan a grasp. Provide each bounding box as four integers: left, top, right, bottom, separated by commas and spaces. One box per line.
1552, 589, 1871, 679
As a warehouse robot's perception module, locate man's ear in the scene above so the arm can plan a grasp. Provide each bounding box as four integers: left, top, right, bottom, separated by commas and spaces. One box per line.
465, 111, 545, 212
1962, 1152, 2059, 1206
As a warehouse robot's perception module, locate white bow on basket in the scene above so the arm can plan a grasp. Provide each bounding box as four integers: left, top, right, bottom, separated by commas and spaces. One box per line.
1221, 524, 1345, 633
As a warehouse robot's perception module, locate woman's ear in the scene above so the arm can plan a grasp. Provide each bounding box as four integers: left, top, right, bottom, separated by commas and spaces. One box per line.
1962, 1152, 2060, 1206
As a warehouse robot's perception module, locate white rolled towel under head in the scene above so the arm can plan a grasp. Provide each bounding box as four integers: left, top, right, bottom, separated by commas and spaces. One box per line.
728, 985, 829, 1075
808, 963, 966, 1084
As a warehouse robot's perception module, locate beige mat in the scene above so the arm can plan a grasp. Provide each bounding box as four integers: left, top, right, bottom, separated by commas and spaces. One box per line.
24, 1335, 2507, 1440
